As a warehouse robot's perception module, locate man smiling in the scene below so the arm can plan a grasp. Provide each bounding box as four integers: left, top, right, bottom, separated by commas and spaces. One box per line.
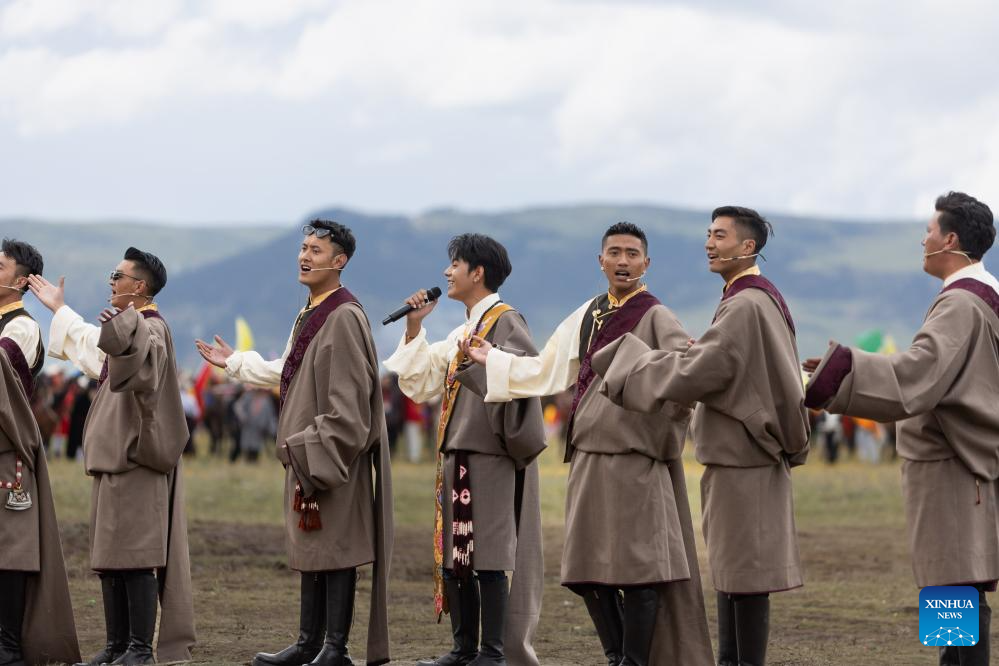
463, 222, 713, 666
197, 220, 392, 666
590, 211, 809, 666
385, 233, 545, 666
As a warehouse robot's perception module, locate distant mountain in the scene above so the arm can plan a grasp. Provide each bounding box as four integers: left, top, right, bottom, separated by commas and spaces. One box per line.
4, 206, 965, 370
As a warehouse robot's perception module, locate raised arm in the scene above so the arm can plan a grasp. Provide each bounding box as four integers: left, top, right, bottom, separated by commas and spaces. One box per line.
806, 292, 975, 421
48, 305, 106, 379
98, 307, 168, 393
594, 323, 740, 413
475, 300, 589, 402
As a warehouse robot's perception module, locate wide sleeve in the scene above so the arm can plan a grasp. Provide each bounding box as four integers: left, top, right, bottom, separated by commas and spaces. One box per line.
225, 331, 292, 388
383, 326, 456, 403
98, 308, 167, 394
806, 293, 974, 421
593, 322, 741, 414
0, 349, 41, 468
0, 316, 40, 367
47, 304, 106, 379
456, 312, 547, 468
483, 300, 588, 402
284, 308, 378, 496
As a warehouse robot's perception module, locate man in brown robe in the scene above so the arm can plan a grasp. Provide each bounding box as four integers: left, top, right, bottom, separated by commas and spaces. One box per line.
29, 247, 195, 666
0, 239, 80, 666
197, 220, 393, 666
593, 209, 810, 666
804, 191, 998, 666
463, 222, 714, 666
384, 233, 546, 666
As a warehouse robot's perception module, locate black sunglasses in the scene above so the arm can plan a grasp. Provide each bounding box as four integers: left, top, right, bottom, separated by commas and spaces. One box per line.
302, 224, 333, 239
109, 270, 144, 282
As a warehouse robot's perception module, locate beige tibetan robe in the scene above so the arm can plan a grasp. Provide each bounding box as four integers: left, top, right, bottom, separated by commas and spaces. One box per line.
595, 286, 809, 594
386, 302, 546, 666
275, 301, 394, 665
0, 343, 80, 665
482, 295, 714, 666
807, 284, 999, 588
50, 305, 196, 661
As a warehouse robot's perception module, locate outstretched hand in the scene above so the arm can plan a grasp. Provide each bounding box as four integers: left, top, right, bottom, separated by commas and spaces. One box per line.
98, 306, 124, 323
26, 274, 66, 313
195, 335, 235, 369
461, 335, 493, 366
801, 357, 821, 374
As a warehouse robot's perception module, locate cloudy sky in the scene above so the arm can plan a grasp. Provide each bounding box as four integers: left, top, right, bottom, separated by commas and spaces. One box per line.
1, 0, 997, 225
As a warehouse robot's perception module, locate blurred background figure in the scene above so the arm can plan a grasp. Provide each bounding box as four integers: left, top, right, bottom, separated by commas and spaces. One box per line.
854, 417, 885, 463
232, 386, 277, 463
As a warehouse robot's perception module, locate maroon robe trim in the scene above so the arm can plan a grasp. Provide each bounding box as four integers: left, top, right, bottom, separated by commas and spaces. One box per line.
942, 277, 999, 320
804, 344, 853, 409
98, 309, 164, 387
722, 274, 796, 336
279, 288, 359, 407
0, 337, 33, 399
565, 291, 661, 458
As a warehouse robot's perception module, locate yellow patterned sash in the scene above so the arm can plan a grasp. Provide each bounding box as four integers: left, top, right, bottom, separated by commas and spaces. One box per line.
433, 302, 513, 620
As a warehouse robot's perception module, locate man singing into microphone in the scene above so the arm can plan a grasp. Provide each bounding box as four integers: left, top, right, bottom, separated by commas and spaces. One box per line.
462, 222, 713, 666
0, 239, 80, 666
804, 191, 998, 666
384, 233, 546, 666
196, 219, 392, 666
28, 247, 195, 665
589, 211, 809, 666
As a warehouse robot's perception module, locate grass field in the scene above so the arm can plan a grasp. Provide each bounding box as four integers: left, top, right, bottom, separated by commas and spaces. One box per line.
45, 438, 990, 665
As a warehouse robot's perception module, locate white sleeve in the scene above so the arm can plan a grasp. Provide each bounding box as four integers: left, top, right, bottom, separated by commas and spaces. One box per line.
225, 330, 293, 388
383, 325, 459, 404
0, 315, 41, 367
47, 305, 106, 379
484, 301, 588, 402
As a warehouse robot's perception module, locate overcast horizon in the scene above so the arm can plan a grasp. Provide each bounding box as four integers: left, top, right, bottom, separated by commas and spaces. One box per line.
2, 0, 997, 226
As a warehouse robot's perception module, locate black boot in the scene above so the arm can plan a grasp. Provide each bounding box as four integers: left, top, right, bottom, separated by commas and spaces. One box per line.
581, 586, 624, 666
938, 646, 960, 666
110, 570, 157, 665
0, 571, 27, 666
468, 574, 507, 666
952, 587, 990, 666
308, 569, 356, 666
417, 577, 479, 666
253, 573, 327, 666
619, 586, 657, 666
733, 593, 769, 666
75, 573, 130, 666
717, 592, 738, 666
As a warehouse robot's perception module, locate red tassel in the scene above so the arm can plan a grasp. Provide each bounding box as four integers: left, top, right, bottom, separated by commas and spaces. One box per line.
293, 482, 304, 513
298, 497, 322, 532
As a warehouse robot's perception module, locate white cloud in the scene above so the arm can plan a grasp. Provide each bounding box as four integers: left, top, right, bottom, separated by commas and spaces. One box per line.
1, 0, 999, 220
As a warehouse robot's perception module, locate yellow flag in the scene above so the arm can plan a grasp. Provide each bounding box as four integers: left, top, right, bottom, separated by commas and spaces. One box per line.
235, 316, 255, 352
880, 334, 897, 355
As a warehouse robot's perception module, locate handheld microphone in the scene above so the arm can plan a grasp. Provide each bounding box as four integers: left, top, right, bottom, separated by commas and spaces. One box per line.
382, 286, 443, 326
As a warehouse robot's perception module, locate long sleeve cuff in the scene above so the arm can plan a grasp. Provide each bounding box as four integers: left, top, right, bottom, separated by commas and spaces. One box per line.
382, 327, 428, 375
47, 305, 79, 360
225, 351, 245, 378
804, 343, 853, 409
484, 348, 514, 402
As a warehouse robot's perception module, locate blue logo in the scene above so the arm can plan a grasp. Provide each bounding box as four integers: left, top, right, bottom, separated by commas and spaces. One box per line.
919, 586, 979, 647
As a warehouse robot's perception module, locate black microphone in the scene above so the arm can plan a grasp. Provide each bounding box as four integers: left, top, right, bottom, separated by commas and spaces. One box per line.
382, 286, 443, 325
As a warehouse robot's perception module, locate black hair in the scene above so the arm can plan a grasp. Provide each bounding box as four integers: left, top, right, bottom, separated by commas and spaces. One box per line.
602, 221, 648, 253
447, 233, 512, 292
1, 238, 43, 293
711, 206, 774, 255
935, 191, 995, 261
307, 219, 356, 260
123, 247, 167, 296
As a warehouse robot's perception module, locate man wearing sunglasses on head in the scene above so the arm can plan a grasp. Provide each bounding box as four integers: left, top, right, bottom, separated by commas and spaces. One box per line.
197, 220, 393, 666
29, 247, 195, 666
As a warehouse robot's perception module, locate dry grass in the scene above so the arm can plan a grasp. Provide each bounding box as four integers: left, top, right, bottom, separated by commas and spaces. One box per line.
45, 438, 991, 665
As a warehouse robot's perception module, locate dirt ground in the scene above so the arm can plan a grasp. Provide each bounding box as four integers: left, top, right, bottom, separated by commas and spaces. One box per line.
52, 455, 997, 665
